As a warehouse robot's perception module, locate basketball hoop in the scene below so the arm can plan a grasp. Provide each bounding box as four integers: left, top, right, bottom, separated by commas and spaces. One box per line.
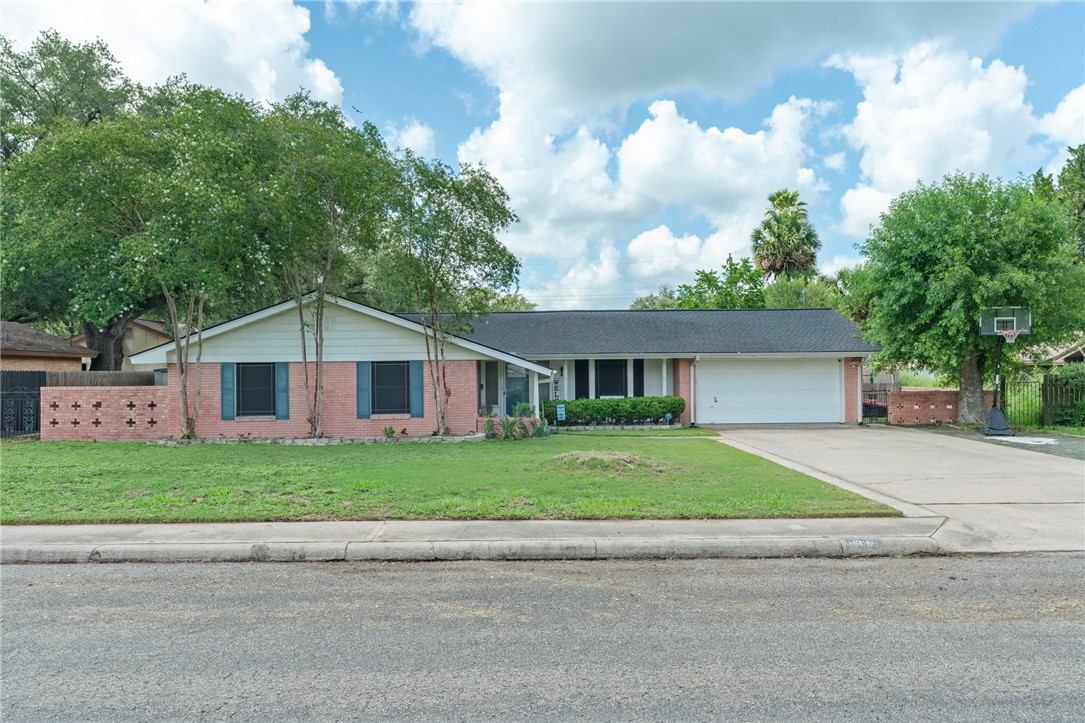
996, 329, 1021, 345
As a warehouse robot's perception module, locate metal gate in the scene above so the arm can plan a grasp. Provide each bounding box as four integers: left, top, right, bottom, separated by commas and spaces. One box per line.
1, 371, 46, 437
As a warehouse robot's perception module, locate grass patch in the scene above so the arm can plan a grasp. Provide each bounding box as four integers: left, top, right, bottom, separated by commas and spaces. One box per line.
1020, 425, 1085, 437
898, 371, 946, 388
555, 427, 719, 437
0, 437, 897, 524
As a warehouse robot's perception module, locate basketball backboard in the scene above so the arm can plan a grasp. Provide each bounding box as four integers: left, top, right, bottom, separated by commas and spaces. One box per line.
979, 307, 1031, 337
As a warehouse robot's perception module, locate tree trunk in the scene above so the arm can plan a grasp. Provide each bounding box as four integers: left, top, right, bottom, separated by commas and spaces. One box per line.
82, 316, 134, 371
958, 353, 987, 424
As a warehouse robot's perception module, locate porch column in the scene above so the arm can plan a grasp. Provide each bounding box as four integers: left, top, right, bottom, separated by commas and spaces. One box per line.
529, 370, 539, 416
562, 360, 569, 400
661, 358, 668, 395
627, 358, 634, 397
588, 359, 596, 399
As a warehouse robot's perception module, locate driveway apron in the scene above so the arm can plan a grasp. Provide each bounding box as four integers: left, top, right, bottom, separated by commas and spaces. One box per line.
714, 425, 1084, 553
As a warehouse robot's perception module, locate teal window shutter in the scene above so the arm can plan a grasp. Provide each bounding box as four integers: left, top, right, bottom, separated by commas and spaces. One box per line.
409, 360, 424, 418
274, 363, 289, 420
356, 362, 371, 419
220, 363, 236, 420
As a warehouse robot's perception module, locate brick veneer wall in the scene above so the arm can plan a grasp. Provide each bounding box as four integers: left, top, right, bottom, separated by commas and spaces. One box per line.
844, 357, 862, 423
40, 386, 171, 441
0, 357, 83, 372
888, 388, 996, 425
672, 358, 692, 424
171, 360, 480, 438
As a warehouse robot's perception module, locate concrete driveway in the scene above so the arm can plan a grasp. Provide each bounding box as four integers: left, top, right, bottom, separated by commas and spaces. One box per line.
714, 425, 1084, 553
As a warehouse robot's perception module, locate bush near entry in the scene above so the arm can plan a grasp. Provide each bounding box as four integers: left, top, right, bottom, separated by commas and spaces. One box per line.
542, 396, 686, 426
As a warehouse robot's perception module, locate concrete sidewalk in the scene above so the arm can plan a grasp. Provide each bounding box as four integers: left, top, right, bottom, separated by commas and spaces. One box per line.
0, 517, 946, 563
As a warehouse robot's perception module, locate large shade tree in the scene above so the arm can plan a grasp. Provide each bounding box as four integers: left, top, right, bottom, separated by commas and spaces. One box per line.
264, 92, 395, 437
750, 189, 821, 280
861, 172, 1085, 423
380, 152, 520, 433
3, 83, 276, 435
0, 29, 137, 162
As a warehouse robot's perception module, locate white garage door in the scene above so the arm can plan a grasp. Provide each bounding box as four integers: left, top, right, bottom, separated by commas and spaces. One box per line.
695, 358, 843, 424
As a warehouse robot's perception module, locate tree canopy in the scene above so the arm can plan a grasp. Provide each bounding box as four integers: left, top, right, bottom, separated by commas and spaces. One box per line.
860, 171, 1085, 423
750, 189, 820, 280
674, 256, 764, 309
0, 30, 137, 162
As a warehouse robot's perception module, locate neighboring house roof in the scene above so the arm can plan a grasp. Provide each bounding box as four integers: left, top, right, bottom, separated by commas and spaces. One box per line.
435, 308, 880, 357
128, 295, 554, 376
130, 318, 170, 337
0, 321, 98, 358
1022, 336, 1085, 366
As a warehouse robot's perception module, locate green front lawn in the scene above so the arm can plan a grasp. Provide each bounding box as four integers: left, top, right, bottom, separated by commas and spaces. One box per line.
556, 427, 719, 437
0, 436, 897, 524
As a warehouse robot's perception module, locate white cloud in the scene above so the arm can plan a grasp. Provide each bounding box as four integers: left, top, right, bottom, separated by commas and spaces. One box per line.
831, 44, 1045, 238
386, 119, 437, 158
3, 1, 343, 105
617, 97, 826, 223
1039, 84, 1085, 173
409, 2, 1032, 120
837, 186, 895, 238
626, 226, 705, 279
820, 254, 865, 277
823, 152, 847, 172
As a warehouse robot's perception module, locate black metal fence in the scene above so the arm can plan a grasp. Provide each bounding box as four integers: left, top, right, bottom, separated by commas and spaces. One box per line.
1005, 375, 1085, 427
862, 389, 890, 424
1, 371, 47, 437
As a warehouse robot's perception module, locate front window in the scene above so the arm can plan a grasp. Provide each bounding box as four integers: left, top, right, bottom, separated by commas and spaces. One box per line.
372, 361, 410, 414
237, 363, 276, 416
596, 359, 627, 397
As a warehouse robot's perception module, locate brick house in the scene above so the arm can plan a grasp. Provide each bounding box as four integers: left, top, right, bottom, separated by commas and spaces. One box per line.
45, 296, 877, 440
0, 321, 97, 372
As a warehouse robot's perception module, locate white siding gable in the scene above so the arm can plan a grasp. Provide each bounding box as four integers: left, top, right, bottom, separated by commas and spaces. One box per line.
159, 303, 490, 364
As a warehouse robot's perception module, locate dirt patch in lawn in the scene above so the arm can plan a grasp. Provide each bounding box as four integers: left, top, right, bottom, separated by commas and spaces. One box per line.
551, 450, 668, 474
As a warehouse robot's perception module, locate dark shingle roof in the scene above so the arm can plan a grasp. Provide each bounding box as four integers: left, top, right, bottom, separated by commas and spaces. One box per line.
0, 321, 97, 357
400, 308, 879, 357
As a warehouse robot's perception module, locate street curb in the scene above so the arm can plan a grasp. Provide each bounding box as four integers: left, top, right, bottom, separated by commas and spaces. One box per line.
1, 536, 942, 563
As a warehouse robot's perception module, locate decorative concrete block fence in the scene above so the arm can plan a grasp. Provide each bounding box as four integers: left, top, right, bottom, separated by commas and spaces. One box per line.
40, 386, 171, 441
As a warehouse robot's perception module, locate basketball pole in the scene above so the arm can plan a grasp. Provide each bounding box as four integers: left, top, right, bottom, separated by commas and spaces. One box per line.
984, 334, 1014, 436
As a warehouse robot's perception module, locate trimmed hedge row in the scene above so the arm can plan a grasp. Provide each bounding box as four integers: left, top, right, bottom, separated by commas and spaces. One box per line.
542, 396, 686, 425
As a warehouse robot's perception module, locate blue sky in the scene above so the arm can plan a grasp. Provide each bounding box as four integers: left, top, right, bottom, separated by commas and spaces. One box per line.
4, 1, 1083, 308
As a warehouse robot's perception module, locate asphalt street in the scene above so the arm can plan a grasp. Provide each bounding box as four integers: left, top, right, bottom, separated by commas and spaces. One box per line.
3, 555, 1083, 722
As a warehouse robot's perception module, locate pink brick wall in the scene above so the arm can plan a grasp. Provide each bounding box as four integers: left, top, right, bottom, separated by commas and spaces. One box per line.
40, 386, 171, 441
173, 360, 480, 438
844, 357, 862, 423
672, 358, 692, 424
888, 388, 996, 425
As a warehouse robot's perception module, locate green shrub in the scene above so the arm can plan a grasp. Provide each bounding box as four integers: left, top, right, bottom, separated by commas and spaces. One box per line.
512, 402, 536, 418
542, 396, 686, 425
1050, 364, 1085, 426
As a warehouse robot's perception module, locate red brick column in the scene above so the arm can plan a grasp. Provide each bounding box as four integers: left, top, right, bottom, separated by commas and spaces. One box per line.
672, 358, 693, 425
844, 357, 862, 423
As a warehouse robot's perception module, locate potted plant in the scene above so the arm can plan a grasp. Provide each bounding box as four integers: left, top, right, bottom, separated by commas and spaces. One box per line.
483, 416, 496, 439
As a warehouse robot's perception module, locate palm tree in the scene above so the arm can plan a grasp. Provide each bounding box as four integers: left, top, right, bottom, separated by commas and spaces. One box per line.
750, 189, 821, 280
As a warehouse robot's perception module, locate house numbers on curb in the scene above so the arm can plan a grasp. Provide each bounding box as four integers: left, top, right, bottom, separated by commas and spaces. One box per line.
845, 539, 882, 548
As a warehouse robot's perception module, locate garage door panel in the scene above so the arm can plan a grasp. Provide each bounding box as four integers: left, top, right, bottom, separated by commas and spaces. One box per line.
696, 358, 843, 424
